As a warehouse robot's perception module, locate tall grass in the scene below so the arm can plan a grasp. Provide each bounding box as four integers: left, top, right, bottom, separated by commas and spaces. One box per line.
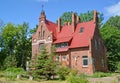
92, 72, 111, 78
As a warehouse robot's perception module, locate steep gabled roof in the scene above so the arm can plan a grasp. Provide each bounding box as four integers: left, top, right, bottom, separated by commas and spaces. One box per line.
44, 19, 96, 49
45, 20, 57, 38
70, 20, 96, 48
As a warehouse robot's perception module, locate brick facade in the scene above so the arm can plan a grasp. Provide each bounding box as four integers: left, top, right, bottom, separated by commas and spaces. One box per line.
32, 10, 107, 74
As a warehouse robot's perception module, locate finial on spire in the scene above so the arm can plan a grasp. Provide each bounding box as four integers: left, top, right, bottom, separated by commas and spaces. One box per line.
42, 4, 44, 12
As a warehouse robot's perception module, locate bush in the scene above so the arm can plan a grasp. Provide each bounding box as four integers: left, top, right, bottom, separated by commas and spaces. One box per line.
67, 74, 88, 83
92, 72, 111, 78
117, 62, 120, 73
3, 67, 25, 80
3, 55, 17, 69
57, 67, 70, 80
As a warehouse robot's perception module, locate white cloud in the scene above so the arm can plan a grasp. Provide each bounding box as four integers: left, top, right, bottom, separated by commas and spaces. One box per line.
105, 2, 120, 16
35, 0, 48, 2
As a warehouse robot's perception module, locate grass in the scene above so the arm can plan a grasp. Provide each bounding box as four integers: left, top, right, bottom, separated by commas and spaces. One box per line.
0, 77, 68, 83
92, 72, 111, 78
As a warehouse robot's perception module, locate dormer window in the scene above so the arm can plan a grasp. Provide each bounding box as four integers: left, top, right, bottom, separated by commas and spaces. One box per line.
56, 42, 68, 48
79, 27, 84, 33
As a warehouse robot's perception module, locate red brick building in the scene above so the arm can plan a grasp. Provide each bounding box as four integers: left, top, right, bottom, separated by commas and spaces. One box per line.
32, 10, 107, 74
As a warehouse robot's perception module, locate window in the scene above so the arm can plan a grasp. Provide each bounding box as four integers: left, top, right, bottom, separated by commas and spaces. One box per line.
101, 58, 104, 67
43, 31, 45, 39
56, 56, 59, 61
39, 43, 44, 50
40, 27, 44, 39
82, 56, 88, 67
39, 32, 41, 37
55, 42, 68, 48
48, 36, 51, 40
94, 39, 97, 49
79, 27, 84, 33
62, 55, 67, 61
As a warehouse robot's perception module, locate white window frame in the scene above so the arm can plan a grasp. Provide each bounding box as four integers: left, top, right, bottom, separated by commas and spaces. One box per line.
82, 56, 88, 67
56, 56, 59, 61
62, 55, 67, 61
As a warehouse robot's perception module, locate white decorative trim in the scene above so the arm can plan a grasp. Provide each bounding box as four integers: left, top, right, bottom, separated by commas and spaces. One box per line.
32, 39, 52, 45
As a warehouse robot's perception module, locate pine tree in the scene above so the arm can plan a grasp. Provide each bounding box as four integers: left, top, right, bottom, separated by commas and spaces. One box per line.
33, 45, 58, 80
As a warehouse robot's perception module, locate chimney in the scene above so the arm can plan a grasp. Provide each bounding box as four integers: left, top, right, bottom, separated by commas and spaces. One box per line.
76, 16, 80, 23
93, 10, 98, 23
64, 22, 67, 26
58, 17, 61, 32
72, 13, 76, 33
68, 22, 70, 26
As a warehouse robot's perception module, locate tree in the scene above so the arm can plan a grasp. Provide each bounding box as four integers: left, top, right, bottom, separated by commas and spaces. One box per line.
0, 23, 31, 69
30, 25, 38, 34
14, 22, 31, 68
80, 10, 104, 27
59, 10, 104, 28
0, 19, 4, 28
3, 55, 17, 69
100, 24, 120, 71
60, 11, 76, 25
104, 16, 120, 30
33, 45, 58, 80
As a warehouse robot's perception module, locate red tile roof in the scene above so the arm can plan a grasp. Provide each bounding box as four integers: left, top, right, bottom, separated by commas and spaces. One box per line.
45, 20, 96, 48
45, 20, 57, 38
54, 36, 72, 43
56, 47, 69, 52
70, 21, 96, 48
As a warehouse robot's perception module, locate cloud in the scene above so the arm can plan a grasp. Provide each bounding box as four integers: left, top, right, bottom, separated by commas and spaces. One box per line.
105, 2, 120, 16
35, 0, 48, 2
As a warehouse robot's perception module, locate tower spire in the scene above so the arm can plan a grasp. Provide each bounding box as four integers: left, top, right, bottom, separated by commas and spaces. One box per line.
39, 4, 46, 23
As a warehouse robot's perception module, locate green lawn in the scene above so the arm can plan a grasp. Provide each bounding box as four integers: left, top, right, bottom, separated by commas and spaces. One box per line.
0, 77, 67, 83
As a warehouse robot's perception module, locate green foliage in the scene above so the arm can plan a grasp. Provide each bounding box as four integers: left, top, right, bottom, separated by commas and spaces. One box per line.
92, 72, 111, 78
30, 25, 38, 34
59, 10, 104, 27
3, 67, 25, 80
67, 74, 88, 83
0, 23, 31, 69
33, 45, 58, 80
100, 24, 120, 71
3, 55, 17, 69
117, 62, 120, 73
105, 16, 120, 29
57, 66, 70, 80
80, 10, 104, 27
60, 11, 75, 25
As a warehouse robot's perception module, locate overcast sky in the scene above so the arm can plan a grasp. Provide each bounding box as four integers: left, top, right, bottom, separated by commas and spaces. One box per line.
0, 0, 120, 28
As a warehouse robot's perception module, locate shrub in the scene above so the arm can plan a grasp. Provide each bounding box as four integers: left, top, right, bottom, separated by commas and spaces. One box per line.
117, 62, 120, 73
57, 66, 70, 80
67, 74, 89, 83
92, 72, 111, 78
0, 71, 4, 77
3, 55, 17, 69
3, 67, 25, 80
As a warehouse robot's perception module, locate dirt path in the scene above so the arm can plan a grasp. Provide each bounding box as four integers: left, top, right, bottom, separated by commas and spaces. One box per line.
88, 75, 120, 83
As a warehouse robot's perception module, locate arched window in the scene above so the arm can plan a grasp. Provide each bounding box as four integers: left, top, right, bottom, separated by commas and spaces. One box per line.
43, 31, 45, 39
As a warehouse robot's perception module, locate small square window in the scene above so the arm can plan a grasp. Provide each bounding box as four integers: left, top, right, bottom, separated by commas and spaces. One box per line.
62, 55, 67, 61
79, 27, 84, 33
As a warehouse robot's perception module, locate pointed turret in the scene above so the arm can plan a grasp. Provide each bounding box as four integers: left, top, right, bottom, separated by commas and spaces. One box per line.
39, 5, 46, 23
